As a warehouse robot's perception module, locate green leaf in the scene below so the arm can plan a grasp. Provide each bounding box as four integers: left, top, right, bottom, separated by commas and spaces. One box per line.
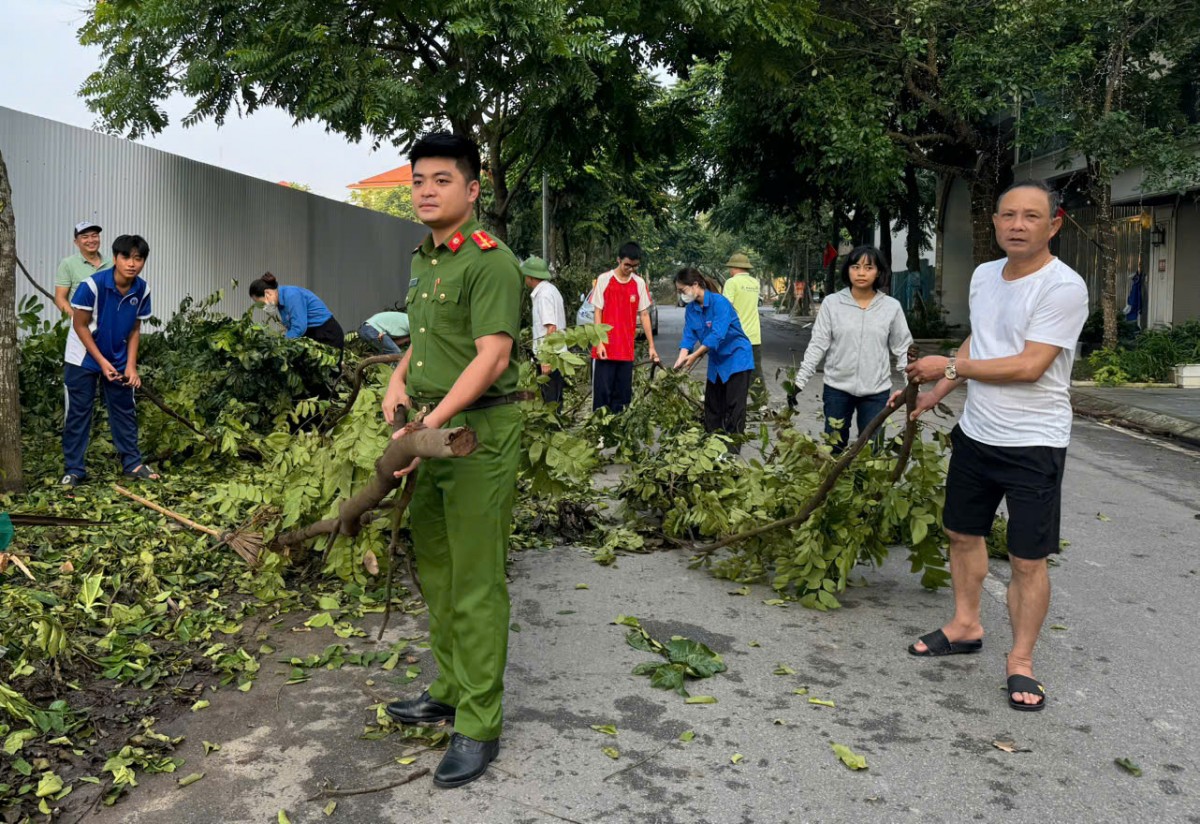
191, 700, 210, 712
729, 586, 750, 596
614, 615, 642, 628
4, 729, 37, 755
665, 638, 726, 677
748, 640, 761, 648
305, 613, 334, 628
574, 583, 589, 590
730, 753, 744, 764
792, 687, 809, 696
1049, 624, 1068, 631
203, 741, 221, 756
602, 747, 620, 760
762, 598, 788, 607
590, 725, 618, 736
177, 773, 204, 787
279, 811, 292, 824
808, 698, 835, 708
36, 772, 63, 798
1115, 757, 1142, 777
831, 743, 867, 770
679, 730, 695, 742
773, 664, 796, 676
324, 800, 337, 816
316, 595, 340, 610
684, 695, 718, 705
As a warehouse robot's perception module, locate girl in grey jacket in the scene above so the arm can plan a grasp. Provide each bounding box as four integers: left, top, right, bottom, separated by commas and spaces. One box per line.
794, 245, 913, 453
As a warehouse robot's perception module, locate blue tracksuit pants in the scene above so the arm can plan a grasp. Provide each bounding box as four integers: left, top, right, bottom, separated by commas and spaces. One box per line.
62, 364, 144, 477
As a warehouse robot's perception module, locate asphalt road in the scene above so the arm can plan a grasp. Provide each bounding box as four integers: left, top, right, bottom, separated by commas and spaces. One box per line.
91, 306, 1200, 824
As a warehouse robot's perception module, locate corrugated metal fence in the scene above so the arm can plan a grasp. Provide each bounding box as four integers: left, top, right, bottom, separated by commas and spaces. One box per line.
1053, 204, 1148, 318
2, 106, 425, 329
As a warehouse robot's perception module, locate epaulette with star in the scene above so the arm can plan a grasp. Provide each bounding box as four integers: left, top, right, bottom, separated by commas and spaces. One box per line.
471, 230, 499, 251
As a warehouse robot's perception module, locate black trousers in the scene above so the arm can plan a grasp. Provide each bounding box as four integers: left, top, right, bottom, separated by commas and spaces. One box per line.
593, 359, 634, 413
703, 369, 752, 443
750, 344, 767, 404
305, 316, 345, 349
541, 369, 565, 405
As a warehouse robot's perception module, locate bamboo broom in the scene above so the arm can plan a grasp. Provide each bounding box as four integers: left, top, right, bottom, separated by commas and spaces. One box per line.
113, 485, 263, 565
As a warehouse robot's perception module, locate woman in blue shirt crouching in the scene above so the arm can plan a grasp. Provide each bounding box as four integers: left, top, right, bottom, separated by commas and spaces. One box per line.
672, 267, 755, 450
248, 272, 344, 350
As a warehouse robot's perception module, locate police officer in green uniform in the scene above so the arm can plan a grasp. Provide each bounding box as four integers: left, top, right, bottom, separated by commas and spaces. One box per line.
381, 132, 523, 789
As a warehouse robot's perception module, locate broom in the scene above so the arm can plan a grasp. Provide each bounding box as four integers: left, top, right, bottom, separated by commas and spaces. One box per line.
113, 484, 264, 565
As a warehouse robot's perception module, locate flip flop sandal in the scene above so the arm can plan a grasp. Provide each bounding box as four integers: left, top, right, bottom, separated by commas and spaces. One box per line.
1007, 674, 1047, 712
125, 465, 161, 481
908, 628, 983, 657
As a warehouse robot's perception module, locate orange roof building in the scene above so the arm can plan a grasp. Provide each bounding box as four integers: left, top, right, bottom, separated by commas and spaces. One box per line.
347, 164, 413, 190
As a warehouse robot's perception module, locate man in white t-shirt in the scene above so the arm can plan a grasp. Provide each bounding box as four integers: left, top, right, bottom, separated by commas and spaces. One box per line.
898, 180, 1088, 713
522, 256, 567, 404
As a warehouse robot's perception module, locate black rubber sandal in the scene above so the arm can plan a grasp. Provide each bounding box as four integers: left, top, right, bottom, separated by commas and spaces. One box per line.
907, 628, 983, 657
125, 464, 161, 481
1007, 674, 1047, 712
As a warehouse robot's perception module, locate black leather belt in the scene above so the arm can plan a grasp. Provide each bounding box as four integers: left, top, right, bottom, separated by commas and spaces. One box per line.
408, 392, 531, 412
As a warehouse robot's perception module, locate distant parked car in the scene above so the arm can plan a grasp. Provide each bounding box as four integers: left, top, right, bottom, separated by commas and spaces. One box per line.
576, 294, 659, 335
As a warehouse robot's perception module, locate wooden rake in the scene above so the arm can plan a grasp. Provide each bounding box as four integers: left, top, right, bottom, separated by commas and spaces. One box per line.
113, 485, 263, 566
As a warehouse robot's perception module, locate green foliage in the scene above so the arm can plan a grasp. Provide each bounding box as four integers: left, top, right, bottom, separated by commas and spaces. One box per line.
349, 187, 416, 223
1086, 322, 1200, 384
617, 615, 727, 697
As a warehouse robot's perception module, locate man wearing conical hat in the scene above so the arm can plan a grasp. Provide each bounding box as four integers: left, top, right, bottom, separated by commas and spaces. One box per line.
722, 252, 765, 405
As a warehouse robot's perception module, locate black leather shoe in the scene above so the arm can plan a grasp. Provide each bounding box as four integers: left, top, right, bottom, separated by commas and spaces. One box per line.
385, 691, 456, 725
433, 733, 500, 788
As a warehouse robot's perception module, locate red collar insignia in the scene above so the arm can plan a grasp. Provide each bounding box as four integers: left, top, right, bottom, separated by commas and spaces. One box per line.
447, 232, 465, 253
471, 230, 499, 251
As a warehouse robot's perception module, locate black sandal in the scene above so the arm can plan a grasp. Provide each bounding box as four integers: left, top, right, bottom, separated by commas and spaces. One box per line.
125, 464, 161, 481
1007, 674, 1046, 712
908, 628, 983, 657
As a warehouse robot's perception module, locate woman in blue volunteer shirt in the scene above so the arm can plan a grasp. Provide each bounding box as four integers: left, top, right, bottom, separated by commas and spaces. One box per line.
248, 273, 344, 349
672, 267, 755, 449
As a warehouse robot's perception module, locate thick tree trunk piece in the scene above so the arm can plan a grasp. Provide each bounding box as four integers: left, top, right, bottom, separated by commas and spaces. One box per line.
0, 148, 24, 493
276, 426, 477, 546
696, 347, 922, 557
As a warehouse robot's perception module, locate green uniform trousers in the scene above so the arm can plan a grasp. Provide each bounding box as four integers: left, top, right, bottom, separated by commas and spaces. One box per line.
409, 402, 522, 741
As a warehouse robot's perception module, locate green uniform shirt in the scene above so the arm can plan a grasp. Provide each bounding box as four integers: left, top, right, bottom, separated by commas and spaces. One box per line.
56, 252, 113, 301
365, 311, 411, 338
406, 219, 522, 401
723, 272, 762, 345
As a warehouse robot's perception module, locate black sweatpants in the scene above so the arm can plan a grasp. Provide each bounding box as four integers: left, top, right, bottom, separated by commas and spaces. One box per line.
593, 359, 634, 413
703, 369, 752, 443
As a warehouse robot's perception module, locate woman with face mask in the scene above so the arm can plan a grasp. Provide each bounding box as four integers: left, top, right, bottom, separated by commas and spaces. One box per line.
248, 272, 345, 350
793, 245, 913, 454
673, 267, 756, 449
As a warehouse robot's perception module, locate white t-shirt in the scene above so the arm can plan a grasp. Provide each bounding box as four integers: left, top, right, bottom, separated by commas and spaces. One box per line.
530, 280, 567, 354
958, 258, 1088, 448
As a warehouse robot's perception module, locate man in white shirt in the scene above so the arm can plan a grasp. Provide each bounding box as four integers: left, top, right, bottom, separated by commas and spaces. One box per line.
523, 256, 567, 404
900, 180, 1088, 713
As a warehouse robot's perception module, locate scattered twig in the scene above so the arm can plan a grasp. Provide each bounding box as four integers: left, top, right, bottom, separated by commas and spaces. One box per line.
480, 793, 589, 824
321, 353, 405, 432
603, 741, 675, 781
305, 767, 430, 800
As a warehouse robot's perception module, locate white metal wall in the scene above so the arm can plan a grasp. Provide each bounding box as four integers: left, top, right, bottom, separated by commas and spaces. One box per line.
1, 106, 426, 328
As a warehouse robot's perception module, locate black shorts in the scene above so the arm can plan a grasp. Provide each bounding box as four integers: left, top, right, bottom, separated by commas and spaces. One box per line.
944, 425, 1067, 560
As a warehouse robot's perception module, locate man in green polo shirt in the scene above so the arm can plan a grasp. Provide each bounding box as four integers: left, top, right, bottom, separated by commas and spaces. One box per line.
380, 132, 523, 789
722, 252, 765, 405
55, 222, 112, 315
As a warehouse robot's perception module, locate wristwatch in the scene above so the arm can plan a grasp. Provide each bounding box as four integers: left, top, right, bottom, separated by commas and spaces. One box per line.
944, 357, 958, 380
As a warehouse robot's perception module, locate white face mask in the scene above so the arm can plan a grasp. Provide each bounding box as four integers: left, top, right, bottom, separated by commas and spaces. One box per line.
680, 290, 697, 304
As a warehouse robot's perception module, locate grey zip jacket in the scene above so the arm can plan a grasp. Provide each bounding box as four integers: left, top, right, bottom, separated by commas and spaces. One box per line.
795, 289, 913, 396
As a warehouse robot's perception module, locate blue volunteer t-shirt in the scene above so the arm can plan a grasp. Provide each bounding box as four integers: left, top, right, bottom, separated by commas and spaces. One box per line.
65, 268, 152, 372
277, 285, 333, 339
680, 291, 755, 383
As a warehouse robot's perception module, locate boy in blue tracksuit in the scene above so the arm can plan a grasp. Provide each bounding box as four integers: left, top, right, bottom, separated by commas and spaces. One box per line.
61, 234, 159, 486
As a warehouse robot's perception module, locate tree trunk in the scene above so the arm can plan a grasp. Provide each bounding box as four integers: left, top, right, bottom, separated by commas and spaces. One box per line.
1091, 164, 1119, 350
904, 164, 923, 272
878, 206, 893, 270
0, 148, 24, 493
968, 160, 1000, 266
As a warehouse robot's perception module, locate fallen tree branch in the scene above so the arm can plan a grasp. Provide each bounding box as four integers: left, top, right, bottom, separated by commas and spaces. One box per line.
276, 424, 477, 546
890, 377, 920, 483
16, 255, 55, 302
378, 472, 419, 641
322, 353, 405, 432
695, 346, 922, 556
305, 767, 430, 800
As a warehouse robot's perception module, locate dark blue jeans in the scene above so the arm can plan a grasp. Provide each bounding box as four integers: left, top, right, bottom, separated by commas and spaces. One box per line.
822, 385, 890, 454
358, 322, 402, 355
592, 360, 634, 413
62, 363, 143, 477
